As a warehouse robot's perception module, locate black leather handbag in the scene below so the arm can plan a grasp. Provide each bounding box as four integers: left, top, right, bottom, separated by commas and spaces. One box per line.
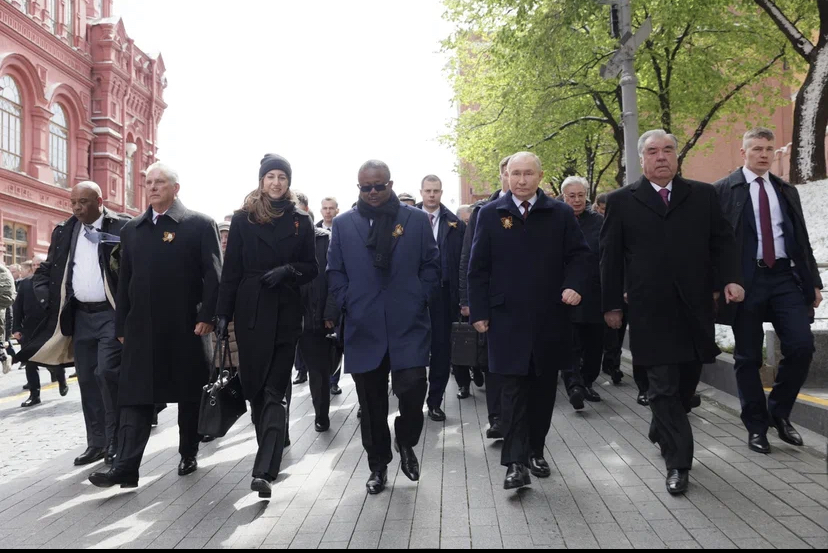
451, 320, 488, 367
198, 335, 247, 438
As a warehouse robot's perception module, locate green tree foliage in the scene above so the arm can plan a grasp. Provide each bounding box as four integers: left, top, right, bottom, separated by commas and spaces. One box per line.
444, 0, 809, 196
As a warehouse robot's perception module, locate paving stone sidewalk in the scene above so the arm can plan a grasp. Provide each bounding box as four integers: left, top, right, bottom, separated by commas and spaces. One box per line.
0, 364, 826, 549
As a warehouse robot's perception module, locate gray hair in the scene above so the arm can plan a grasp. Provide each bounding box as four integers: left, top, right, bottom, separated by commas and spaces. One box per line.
294, 191, 309, 207
74, 181, 102, 198
358, 160, 391, 181
743, 127, 776, 148
561, 176, 589, 195
146, 161, 180, 184
457, 204, 472, 213
507, 152, 543, 173
638, 130, 679, 157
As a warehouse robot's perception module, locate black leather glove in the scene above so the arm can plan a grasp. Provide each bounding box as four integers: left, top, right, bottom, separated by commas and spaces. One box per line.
260, 265, 294, 289
215, 316, 230, 339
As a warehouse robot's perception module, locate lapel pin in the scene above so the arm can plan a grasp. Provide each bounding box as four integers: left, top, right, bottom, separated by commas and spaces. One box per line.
501, 216, 514, 229
392, 224, 404, 238
163, 232, 175, 243
448, 221, 458, 229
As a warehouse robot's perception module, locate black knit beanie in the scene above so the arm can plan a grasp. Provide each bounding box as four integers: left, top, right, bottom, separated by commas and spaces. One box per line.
259, 154, 292, 184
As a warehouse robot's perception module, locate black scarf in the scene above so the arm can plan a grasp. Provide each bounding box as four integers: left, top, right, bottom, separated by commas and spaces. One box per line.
357, 192, 401, 270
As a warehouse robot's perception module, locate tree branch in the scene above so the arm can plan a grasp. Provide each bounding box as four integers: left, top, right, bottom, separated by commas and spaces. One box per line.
526, 117, 610, 149
467, 106, 506, 131
753, 0, 814, 59
679, 49, 786, 164
596, 149, 619, 188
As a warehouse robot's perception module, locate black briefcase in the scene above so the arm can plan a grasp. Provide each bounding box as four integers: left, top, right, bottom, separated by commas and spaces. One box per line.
198, 335, 247, 438
451, 321, 488, 367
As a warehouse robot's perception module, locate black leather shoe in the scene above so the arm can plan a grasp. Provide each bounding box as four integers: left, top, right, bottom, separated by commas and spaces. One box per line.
293, 372, 308, 385
611, 368, 623, 385
284, 433, 291, 447
330, 384, 342, 396
529, 456, 551, 478
748, 433, 771, 454
315, 420, 330, 433
22, 383, 30, 391
105, 439, 117, 466
251, 477, 272, 498
74, 446, 106, 466
88, 468, 138, 489
569, 386, 585, 410
637, 393, 650, 407
472, 368, 485, 388
151, 412, 159, 427
428, 407, 446, 422
584, 387, 601, 403
366, 469, 387, 495
58, 381, 69, 397
666, 469, 689, 495
357, 407, 362, 419
395, 439, 420, 482
178, 457, 198, 476
201, 436, 216, 443
21, 392, 40, 408
457, 386, 470, 399
504, 463, 531, 490
772, 417, 804, 446
689, 394, 701, 409
486, 422, 504, 440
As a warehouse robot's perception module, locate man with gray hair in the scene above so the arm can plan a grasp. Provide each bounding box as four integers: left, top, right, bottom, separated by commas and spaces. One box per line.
714, 127, 823, 454
601, 130, 744, 495
89, 161, 222, 489
456, 205, 473, 225
18, 181, 131, 465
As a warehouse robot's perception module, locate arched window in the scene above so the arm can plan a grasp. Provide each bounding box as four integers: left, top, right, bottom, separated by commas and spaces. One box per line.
64, 0, 74, 37
0, 75, 23, 172
49, 104, 69, 188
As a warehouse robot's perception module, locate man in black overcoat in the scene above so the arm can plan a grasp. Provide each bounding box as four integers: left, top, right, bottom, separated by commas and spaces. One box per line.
713, 127, 823, 454
469, 152, 591, 491
601, 130, 744, 495
89, 162, 222, 489
416, 175, 466, 421
457, 156, 511, 438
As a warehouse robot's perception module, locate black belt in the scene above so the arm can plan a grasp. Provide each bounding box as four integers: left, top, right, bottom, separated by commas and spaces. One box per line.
73, 299, 112, 313
756, 258, 791, 270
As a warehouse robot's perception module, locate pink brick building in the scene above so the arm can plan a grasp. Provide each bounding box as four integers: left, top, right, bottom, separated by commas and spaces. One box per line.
0, 0, 166, 263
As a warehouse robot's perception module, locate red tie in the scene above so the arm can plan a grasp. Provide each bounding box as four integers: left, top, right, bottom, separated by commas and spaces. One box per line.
658, 188, 670, 207
757, 177, 775, 268
428, 213, 435, 227
521, 201, 530, 220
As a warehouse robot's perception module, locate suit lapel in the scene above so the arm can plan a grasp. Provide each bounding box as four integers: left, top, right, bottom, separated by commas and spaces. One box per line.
390, 208, 413, 255
667, 178, 691, 215
437, 211, 450, 247
350, 209, 370, 246
497, 192, 524, 221
632, 178, 668, 218
250, 214, 297, 253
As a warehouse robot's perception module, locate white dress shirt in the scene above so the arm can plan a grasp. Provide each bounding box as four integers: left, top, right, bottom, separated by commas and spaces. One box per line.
152, 208, 168, 224
651, 181, 673, 201
422, 206, 441, 243
513, 192, 538, 217
72, 213, 107, 303
743, 167, 787, 260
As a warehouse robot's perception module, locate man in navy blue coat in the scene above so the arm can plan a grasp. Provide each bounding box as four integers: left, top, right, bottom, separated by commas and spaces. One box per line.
327, 160, 440, 495
469, 152, 591, 491
415, 175, 466, 422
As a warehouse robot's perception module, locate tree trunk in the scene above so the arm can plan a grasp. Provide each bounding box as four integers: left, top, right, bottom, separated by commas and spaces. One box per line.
790, 43, 828, 184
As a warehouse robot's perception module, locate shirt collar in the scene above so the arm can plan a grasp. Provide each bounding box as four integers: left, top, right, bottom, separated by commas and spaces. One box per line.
742, 166, 770, 185
152, 208, 168, 221
84, 213, 105, 230
421, 205, 441, 217
651, 180, 673, 193
512, 192, 538, 209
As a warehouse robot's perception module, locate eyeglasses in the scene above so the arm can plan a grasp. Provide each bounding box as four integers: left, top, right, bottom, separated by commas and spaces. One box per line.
358, 183, 389, 193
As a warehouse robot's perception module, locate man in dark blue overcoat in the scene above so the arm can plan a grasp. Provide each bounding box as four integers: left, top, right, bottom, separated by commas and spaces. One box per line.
468, 151, 591, 491
327, 160, 440, 495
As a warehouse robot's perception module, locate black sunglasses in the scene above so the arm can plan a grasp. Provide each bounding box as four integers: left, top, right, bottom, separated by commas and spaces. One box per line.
358, 183, 389, 193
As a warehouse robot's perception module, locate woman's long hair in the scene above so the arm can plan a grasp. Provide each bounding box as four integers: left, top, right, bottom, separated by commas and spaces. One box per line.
241, 179, 298, 225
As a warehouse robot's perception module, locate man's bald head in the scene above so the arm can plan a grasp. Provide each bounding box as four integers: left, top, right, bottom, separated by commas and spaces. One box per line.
358, 160, 391, 182
71, 181, 104, 225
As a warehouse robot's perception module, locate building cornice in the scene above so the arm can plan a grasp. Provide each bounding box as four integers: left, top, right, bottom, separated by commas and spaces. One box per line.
0, 168, 72, 215
0, 4, 94, 88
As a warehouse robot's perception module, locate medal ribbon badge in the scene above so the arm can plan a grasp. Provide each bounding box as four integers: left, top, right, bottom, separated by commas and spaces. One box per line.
163, 232, 175, 243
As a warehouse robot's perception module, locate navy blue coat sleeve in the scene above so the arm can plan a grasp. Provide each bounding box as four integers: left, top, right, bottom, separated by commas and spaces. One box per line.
326, 217, 349, 311
561, 207, 592, 295
600, 192, 625, 314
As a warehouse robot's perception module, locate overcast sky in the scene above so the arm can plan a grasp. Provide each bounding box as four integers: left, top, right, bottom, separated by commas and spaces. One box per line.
113, 0, 460, 222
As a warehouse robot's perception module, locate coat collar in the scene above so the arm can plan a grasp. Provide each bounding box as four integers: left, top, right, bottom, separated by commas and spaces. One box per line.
136, 198, 186, 227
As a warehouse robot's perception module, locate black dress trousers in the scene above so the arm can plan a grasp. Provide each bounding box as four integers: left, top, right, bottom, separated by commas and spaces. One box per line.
251, 341, 296, 480
352, 353, 427, 473
500, 359, 558, 467
646, 363, 702, 471
298, 332, 341, 425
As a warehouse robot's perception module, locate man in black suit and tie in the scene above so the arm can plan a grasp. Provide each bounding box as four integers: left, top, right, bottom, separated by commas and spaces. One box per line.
469, 152, 591, 491
601, 130, 744, 495
316, 197, 344, 396
714, 127, 823, 454
19, 182, 130, 466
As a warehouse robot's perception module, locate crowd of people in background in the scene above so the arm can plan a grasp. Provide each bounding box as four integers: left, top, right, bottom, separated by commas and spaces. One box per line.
0, 125, 820, 501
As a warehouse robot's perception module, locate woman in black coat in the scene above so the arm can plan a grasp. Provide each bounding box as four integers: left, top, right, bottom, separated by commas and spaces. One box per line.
216, 154, 318, 498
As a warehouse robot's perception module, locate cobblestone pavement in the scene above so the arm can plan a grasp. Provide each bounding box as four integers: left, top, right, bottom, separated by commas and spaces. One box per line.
0, 363, 826, 549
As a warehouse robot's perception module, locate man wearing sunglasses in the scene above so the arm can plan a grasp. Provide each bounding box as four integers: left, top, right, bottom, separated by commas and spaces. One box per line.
327, 160, 440, 495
